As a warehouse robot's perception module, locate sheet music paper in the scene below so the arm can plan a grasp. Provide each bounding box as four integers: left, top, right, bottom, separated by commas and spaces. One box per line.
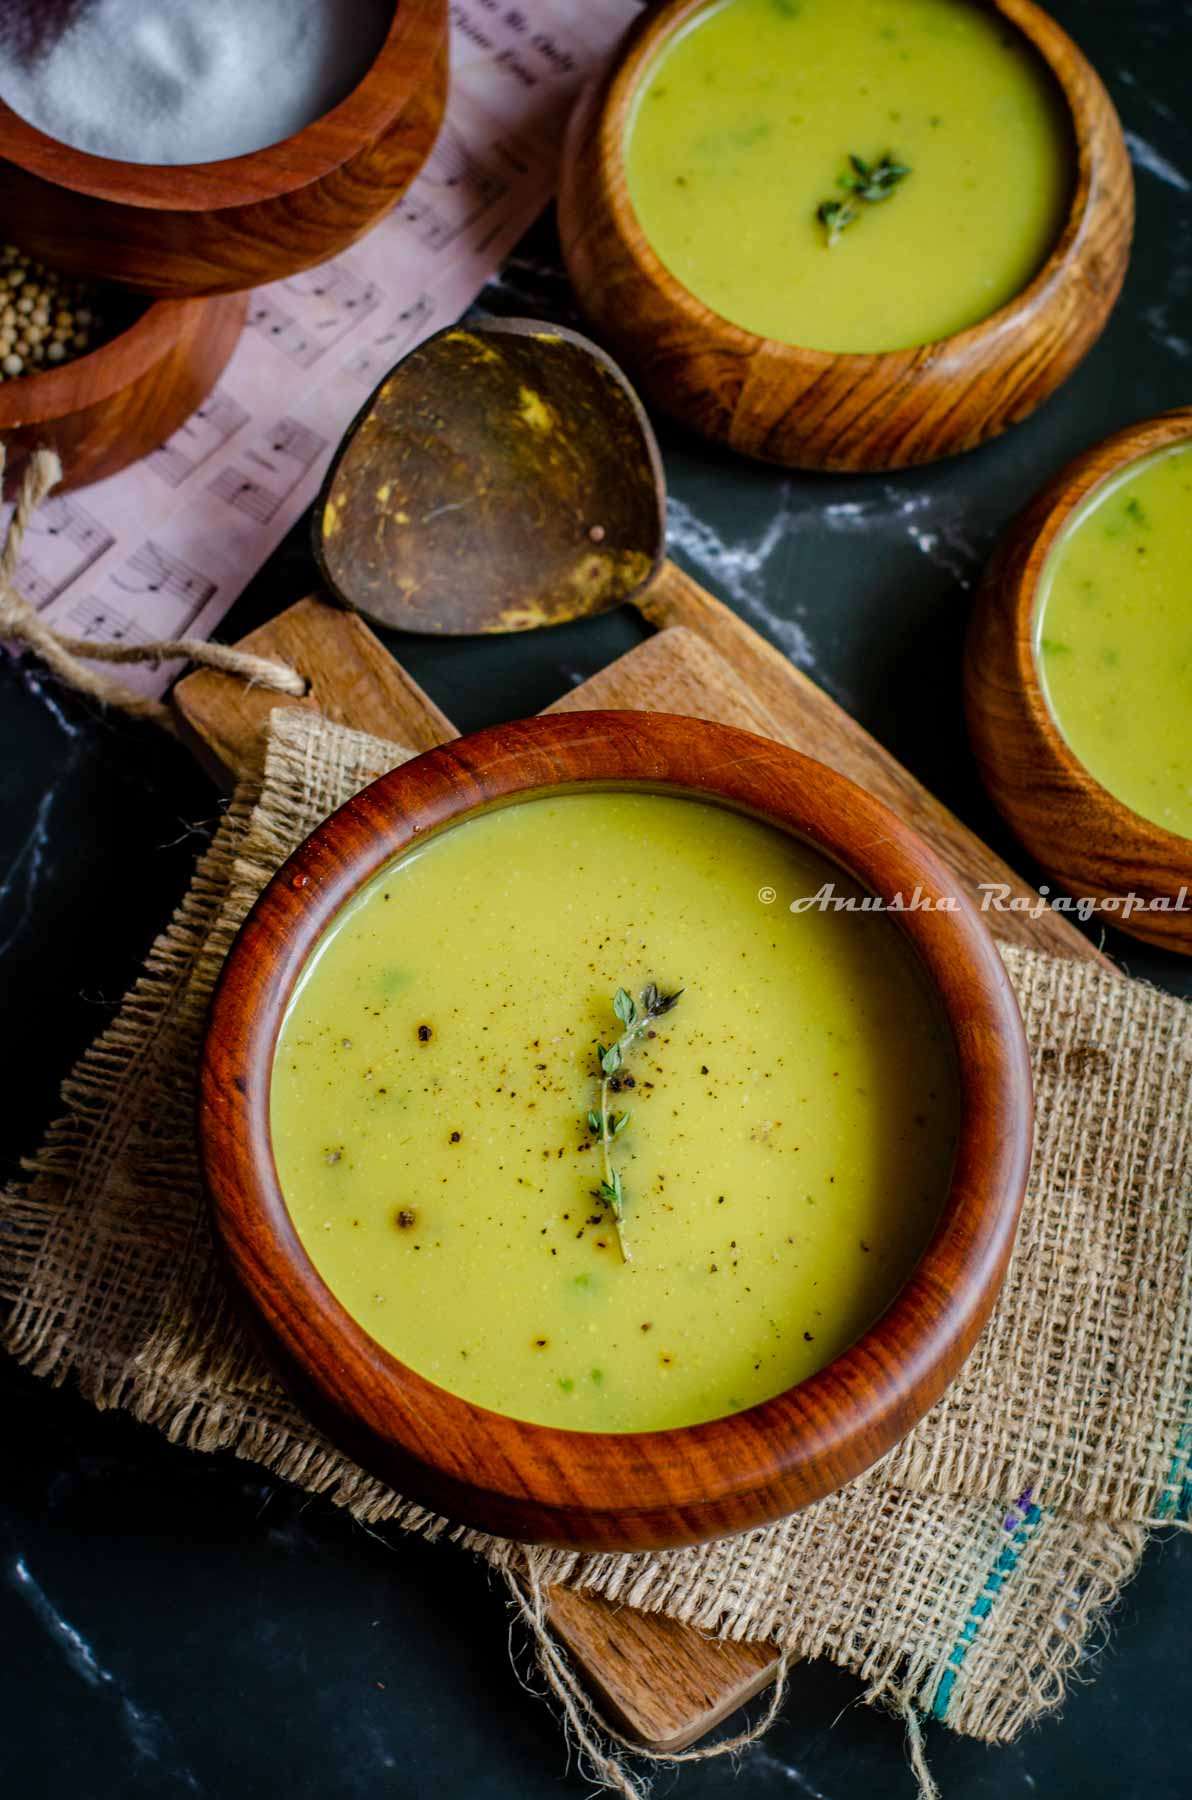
12, 0, 639, 695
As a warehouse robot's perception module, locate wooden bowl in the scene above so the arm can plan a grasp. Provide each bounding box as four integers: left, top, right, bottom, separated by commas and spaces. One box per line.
200, 712, 1032, 1551
558, 0, 1133, 471
0, 291, 247, 492
966, 408, 1192, 956
0, 0, 446, 297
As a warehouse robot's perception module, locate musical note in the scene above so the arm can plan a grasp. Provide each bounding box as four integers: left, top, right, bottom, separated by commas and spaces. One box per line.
145, 387, 251, 488
281, 262, 383, 361
247, 262, 383, 369
62, 595, 152, 646
107, 540, 218, 635
15, 496, 115, 608
343, 294, 436, 384
208, 417, 330, 525
396, 123, 509, 251
246, 295, 318, 367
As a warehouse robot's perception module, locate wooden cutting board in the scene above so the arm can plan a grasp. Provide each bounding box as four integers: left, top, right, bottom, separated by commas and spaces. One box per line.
174, 558, 1108, 1753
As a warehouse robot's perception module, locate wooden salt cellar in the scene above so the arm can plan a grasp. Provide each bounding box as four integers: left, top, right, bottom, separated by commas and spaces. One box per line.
0, 0, 447, 296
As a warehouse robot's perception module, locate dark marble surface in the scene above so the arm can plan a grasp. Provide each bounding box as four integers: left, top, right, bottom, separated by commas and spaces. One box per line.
2, 3, 1190, 1794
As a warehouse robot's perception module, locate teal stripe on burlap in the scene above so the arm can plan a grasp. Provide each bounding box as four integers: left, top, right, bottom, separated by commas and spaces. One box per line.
1155, 1416, 1192, 1523
930, 1497, 1045, 1723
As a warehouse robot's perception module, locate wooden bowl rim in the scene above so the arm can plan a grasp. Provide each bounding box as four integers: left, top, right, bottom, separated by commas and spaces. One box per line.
596, 0, 1115, 368
0, 293, 214, 425
200, 712, 1032, 1545
0, 0, 441, 206
1001, 405, 1192, 866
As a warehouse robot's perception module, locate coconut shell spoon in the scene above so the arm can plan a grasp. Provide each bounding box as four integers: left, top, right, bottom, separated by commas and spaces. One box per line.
313, 315, 667, 634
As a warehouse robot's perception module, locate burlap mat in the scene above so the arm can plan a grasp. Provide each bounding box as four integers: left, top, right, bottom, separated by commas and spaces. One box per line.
7, 706, 1190, 1757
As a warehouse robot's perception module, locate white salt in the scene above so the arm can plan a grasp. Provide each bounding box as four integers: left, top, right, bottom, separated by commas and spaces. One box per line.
0, 0, 395, 166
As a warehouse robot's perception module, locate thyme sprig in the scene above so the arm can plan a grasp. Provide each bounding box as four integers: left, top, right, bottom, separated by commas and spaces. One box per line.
815, 197, 858, 249
840, 150, 911, 202
586, 982, 682, 1263
816, 151, 911, 247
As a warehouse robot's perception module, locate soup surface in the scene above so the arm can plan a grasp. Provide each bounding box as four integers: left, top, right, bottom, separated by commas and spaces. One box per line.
272, 792, 959, 1431
1035, 439, 1192, 840
624, 0, 1072, 352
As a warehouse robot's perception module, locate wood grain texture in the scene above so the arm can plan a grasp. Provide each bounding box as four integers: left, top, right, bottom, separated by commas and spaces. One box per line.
638, 561, 1112, 964
172, 596, 457, 787
543, 1586, 779, 1753
558, 0, 1133, 470
177, 603, 793, 1747
965, 407, 1192, 954
0, 0, 447, 296
201, 709, 1032, 1550
549, 624, 788, 739
177, 583, 1104, 1750
0, 292, 246, 494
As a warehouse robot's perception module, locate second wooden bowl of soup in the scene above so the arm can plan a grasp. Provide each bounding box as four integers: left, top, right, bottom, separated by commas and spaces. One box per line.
558, 0, 1132, 470
966, 408, 1192, 955
200, 712, 1032, 1550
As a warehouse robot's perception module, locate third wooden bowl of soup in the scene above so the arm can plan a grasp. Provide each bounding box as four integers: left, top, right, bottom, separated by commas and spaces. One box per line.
558, 0, 1133, 470
966, 408, 1192, 956
200, 713, 1032, 1550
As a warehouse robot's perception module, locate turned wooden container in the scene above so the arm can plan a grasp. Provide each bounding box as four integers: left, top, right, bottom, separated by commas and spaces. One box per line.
0, 0, 446, 298
558, 0, 1133, 471
0, 291, 246, 493
966, 408, 1192, 956
200, 712, 1033, 1551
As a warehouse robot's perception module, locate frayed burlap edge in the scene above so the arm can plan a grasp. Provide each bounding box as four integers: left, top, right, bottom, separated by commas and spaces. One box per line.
883, 941, 1192, 1520
0, 706, 1165, 1781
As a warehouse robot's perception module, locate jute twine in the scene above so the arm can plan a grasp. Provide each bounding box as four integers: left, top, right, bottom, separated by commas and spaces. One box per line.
503, 1565, 793, 1799
6, 705, 1185, 1799
0, 446, 306, 726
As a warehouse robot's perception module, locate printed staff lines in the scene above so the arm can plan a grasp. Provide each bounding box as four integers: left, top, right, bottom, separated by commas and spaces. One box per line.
396, 122, 509, 250
248, 262, 382, 369
208, 418, 330, 525
59, 595, 152, 646
14, 496, 115, 608
107, 541, 219, 634
145, 388, 251, 489
343, 293, 436, 384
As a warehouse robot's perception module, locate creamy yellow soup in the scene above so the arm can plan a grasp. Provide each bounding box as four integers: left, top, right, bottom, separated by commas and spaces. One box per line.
624, 0, 1072, 352
1035, 440, 1192, 840
271, 793, 959, 1432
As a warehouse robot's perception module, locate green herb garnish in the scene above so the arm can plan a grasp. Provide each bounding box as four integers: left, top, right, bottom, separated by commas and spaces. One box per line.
816, 151, 911, 246
816, 198, 859, 248
840, 150, 911, 202
586, 982, 682, 1262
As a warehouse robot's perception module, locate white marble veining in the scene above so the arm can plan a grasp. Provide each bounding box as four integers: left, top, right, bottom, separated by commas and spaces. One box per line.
11, 1556, 109, 1688
1142, 302, 1192, 361
665, 478, 986, 711
22, 667, 83, 738
1124, 129, 1191, 193
0, 787, 55, 960
882, 486, 982, 589
665, 492, 825, 683
745, 1743, 836, 1797
1117, 68, 1179, 130
9, 1557, 202, 1790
